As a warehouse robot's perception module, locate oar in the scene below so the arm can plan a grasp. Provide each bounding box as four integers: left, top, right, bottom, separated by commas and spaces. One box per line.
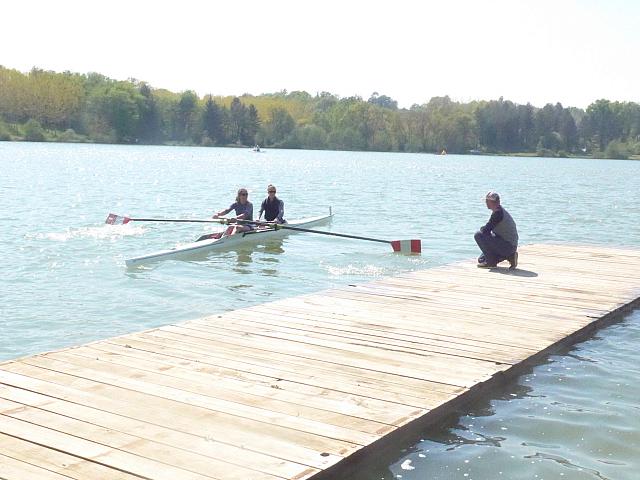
105, 213, 250, 225
271, 223, 421, 253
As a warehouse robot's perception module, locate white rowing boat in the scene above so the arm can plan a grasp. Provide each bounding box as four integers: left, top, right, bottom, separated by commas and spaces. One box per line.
125, 211, 333, 267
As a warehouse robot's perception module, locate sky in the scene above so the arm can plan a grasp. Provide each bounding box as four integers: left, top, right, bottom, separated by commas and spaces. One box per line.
2, 0, 638, 109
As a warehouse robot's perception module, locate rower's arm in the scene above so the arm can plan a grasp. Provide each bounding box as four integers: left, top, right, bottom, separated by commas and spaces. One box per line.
277, 200, 285, 222
213, 207, 231, 218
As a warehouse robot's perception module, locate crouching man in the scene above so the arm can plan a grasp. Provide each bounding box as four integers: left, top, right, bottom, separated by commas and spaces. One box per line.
474, 191, 518, 269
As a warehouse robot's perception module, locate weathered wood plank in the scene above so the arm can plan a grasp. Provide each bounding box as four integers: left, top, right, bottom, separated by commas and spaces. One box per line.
0, 384, 315, 479
68, 345, 420, 427
0, 412, 217, 480
99, 337, 453, 408
0, 367, 345, 472
0, 433, 135, 480
0, 452, 76, 480
107, 334, 463, 401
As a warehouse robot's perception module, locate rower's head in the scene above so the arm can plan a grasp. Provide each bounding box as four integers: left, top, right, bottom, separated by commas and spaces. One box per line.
267, 185, 277, 197
485, 191, 501, 210
236, 188, 249, 203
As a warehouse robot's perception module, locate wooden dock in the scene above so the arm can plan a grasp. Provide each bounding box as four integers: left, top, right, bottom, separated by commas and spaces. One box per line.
1, 243, 639, 480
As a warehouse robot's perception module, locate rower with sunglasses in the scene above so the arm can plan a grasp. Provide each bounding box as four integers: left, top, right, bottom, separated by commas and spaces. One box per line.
212, 188, 254, 233
258, 184, 286, 224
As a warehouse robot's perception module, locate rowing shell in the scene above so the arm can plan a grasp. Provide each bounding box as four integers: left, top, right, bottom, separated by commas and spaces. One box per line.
125, 212, 333, 267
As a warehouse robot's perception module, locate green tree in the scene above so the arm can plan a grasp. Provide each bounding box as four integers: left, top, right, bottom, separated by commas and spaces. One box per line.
228, 97, 246, 143
327, 126, 366, 151
294, 124, 327, 149
0, 66, 31, 123
243, 104, 260, 145
581, 99, 623, 151
28, 68, 84, 129
0, 118, 10, 140
24, 119, 45, 141
137, 83, 162, 144
406, 104, 431, 152
173, 91, 199, 143
558, 109, 578, 151
620, 102, 640, 141
603, 139, 628, 159
517, 104, 535, 150
102, 83, 143, 143
262, 107, 295, 146
368, 92, 398, 110
201, 95, 226, 145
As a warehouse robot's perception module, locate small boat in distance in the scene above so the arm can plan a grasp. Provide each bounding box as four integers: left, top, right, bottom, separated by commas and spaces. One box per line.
252, 144, 261, 152
125, 209, 333, 267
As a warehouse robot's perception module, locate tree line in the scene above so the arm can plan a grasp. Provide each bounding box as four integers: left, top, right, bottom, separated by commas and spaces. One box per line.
1, 66, 638, 159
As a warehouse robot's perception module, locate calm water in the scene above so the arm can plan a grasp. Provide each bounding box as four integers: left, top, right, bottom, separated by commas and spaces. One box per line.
1, 142, 639, 479
353, 312, 640, 480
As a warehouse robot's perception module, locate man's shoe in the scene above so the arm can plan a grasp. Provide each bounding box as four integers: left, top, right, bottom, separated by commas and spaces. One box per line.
508, 252, 518, 270
477, 262, 497, 268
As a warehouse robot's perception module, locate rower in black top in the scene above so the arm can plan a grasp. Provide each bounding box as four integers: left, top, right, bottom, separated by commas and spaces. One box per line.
258, 184, 286, 224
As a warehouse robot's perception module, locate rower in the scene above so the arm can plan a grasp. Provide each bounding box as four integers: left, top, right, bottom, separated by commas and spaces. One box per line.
212, 188, 254, 234
258, 184, 286, 225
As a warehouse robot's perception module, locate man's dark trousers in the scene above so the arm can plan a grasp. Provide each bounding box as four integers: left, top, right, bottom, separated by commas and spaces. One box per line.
474, 230, 516, 266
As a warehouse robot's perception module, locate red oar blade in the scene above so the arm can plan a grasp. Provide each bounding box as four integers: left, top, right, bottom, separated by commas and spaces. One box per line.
391, 239, 422, 254
105, 213, 132, 225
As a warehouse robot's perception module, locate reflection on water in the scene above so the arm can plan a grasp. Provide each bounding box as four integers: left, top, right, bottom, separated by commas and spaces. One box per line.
261, 239, 285, 255
231, 238, 285, 275
232, 248, 253, 274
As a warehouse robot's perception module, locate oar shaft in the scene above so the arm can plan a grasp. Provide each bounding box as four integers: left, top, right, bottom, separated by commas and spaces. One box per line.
128, 218, 222, 223
274, 224, 390, 244
107, 212, 264, 226
121, 217, 259, 224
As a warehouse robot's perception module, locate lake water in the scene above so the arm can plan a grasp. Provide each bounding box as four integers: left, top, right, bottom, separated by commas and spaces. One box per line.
1, 142, 639, 479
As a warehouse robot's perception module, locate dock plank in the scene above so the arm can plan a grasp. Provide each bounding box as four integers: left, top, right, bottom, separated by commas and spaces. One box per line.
67, 345, 418, 428
0, 452, 76, 480
0, 412, 216, 480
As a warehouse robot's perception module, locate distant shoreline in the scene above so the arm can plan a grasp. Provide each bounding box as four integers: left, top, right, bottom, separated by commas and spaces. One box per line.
497, 151, 640, 161
2, 139, 638, 161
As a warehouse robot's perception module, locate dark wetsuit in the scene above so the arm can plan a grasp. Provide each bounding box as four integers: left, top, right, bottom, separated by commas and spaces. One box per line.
259, 197, 285, 223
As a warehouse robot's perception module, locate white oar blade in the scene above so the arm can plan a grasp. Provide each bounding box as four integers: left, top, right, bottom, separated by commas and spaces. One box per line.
391, 239, 421, 254
105, 213, 131, 225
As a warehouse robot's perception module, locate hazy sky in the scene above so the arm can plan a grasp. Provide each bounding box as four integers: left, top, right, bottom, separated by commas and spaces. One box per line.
2, 0, 638, 108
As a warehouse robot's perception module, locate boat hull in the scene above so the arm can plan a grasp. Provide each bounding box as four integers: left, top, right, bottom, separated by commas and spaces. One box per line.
125, 213, 333, 267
